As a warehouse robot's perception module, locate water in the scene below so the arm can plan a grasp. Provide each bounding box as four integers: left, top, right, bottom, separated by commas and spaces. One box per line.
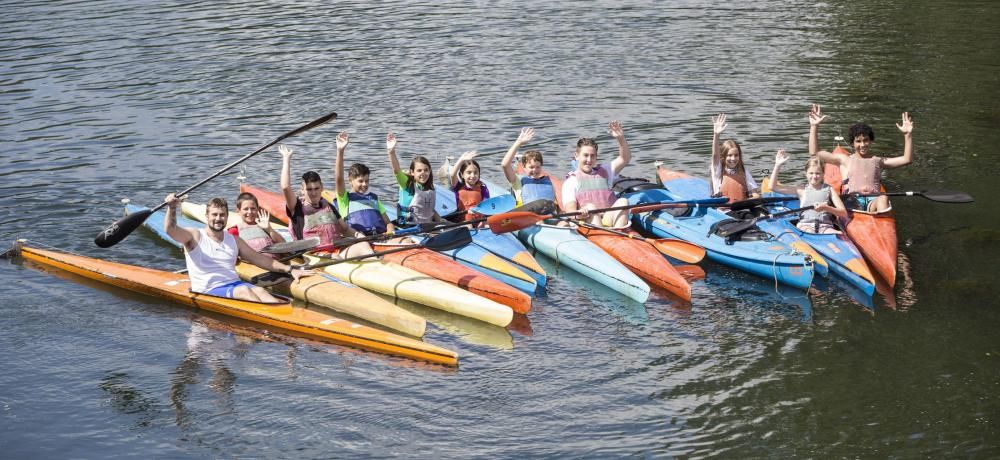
2, 0, 998, 457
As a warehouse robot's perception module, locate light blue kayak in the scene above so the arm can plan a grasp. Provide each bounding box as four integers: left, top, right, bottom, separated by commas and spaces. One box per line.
516, 222, 650, 303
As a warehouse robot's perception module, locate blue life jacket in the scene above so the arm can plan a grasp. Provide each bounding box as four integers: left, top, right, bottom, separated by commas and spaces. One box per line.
345, 191, 386, 235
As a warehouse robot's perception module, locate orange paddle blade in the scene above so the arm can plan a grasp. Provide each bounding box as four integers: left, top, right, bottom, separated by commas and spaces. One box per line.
674, 264, 706, 281
650, 238, 705, 264
486, 212, 548, 234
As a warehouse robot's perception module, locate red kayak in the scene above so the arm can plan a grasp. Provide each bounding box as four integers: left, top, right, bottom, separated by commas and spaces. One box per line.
824, 145, 898, 287
575, 226, 692, 301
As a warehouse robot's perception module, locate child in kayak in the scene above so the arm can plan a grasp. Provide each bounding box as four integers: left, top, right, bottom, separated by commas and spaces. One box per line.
450, 150, 490, 222
562, 120, 632, 228
279, 143, 369, 257
768, 149, 848, 234
808, 104, 914, 212
386, 132, 441, 226
226, 192, 286, 257
501, 127, 558, 208
335, 131, 396, 237
710, 113, 761, 203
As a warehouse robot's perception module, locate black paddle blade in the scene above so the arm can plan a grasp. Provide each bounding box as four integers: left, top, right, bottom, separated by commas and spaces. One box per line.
94, 208, 152, 248
283, 111, 337, 139
260, 237, 321, 254
922, 190, 974, 203
514, 199, 556, 215
249, 270, 293, 287
424, 227, 472, 251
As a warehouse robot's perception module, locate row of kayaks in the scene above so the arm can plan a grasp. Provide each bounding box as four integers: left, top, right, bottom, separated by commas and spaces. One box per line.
13, 145, 899, 367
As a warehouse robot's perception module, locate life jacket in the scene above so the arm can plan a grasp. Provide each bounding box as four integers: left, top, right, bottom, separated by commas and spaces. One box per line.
290, 197, 340, 245
398, 184, 437, 224
516, 174, 556, 205
568, 165, 615, 208
343, 191, 386, 236
454, 182, 489, 221
185, 228, 239, 293
718, 168, 750, 203
798, 186, 835, 229
229, 224, 276, 257
844, 155, 883, 194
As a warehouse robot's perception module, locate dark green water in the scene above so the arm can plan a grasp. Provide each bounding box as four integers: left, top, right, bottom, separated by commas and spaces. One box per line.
1, 1, 997, 457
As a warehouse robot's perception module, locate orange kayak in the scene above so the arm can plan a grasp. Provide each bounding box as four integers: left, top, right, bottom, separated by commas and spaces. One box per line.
575, 226, 692, 301
15, 241, 458, 367
824, 145, 898, 287
373, 242, 532, 314
241, 182, 291, 224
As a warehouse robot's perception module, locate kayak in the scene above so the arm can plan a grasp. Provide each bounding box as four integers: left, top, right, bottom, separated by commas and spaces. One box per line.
627, 187, 816, 290
758, 180, 877, 296
654, 166, 830, 278
126, 203, 427, 337
824, 145, 898, 287
372, 241, 532, 314
575, 226, 692, 301
433, 187, 548, 286
13, 241, 457, 367
309, 253, 514, 327
517, 222, 650, 303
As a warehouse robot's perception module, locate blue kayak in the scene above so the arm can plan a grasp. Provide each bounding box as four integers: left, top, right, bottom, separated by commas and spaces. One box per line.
626, 187, 816, 290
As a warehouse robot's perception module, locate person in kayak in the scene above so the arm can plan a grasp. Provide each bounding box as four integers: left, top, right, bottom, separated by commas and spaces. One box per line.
386, 132, 441, 226
450, 150, 490, 223
808, 104, 914, 212
279, 143, 370, 258
226, 192, 285, 258
562, 120, 633, 228
334, 131, 396, 237
501, 127, 558, 208
164, 194, 311, 302
767, 149, 849, 234
710, 113, 761, 203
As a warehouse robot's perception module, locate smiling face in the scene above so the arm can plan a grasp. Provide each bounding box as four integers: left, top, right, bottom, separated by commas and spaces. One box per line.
575, 145, 598, 174
300, 180, 324, 206
351, 174, 370, 194
412, 162, 431, 187
237, 199, 259, 225
723, 147, 742, 169
852, 134, 872, 157
461, 163, 480, 187
806, 164, 824, 187
205, 205, 229, 232
524, 158, 544, 178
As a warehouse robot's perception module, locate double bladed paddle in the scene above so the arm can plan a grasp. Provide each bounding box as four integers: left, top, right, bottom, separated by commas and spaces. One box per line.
843, 190, 974, 203
94, 111, 338, 248
485, 198, 729, 234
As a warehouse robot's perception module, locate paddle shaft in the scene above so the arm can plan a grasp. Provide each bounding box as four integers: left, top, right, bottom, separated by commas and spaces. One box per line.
844, 190, 974, 203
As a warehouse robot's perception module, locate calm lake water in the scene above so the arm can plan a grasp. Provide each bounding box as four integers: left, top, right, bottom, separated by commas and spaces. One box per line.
2, 0, 998, 457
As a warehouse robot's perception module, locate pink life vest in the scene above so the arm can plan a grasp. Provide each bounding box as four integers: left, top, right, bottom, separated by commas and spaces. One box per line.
844, 155, 883, 194
229, 224, 276, 258
568, 165, 615, 208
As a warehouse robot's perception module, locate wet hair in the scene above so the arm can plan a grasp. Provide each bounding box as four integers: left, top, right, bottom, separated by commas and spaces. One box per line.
848, 123, 875, 142
206, 197, 228, 213
405, 156, 434, 193
348, 163, 370, 179
576, 137, 599, 153
521, 150, 544, 166
457, 159, 481, 185
719, 139, 748, 177
301, 171, 322, 184
235, 192, 259, 209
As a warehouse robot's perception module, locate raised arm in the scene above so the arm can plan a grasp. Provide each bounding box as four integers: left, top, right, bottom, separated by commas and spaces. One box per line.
710, 114, 727, 176
768, 149, 798, 195
279, 145, 297, 213
608, 120, 631, 175
450, 150, 477, 187
501, 128, 534, 185
163, 193, 198, 251
334, 131, 349, 196
883, 112, 914, 169
808, 104, 826, 156
386, 133, 402, 175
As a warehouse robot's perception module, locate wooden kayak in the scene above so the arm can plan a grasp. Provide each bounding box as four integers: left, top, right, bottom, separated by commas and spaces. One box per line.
128, 203, 426, 337
372, 242, 532, 314
575, 226, 692, 301
309, 254, 514, 327
14, 241, 457, 367
824, 145, 898, 287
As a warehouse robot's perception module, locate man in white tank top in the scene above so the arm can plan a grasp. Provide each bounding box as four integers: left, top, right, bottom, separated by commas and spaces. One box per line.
164, 193, 312, 302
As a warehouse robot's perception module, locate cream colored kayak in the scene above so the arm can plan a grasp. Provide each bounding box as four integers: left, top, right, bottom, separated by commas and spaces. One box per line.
307, 254, 514, 327
132, 202, 426, 337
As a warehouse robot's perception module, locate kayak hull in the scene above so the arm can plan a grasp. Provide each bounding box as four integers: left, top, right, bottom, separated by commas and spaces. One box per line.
16, 243, 457, 366
576, 226, 692, 301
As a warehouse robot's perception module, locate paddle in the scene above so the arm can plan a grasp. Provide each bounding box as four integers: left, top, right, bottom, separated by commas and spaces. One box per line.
94, 111, 338, 248
470, 194, 517, 215
248, 227, 472, 286
713, 205, 816, 238
260, 237, 321, 254
571, 220, 706, 263
485, 198, 729, 234
843, 190, 974, 203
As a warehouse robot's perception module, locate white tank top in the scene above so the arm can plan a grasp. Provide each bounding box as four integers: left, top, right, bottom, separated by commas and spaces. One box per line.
184, 228, 240, 293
